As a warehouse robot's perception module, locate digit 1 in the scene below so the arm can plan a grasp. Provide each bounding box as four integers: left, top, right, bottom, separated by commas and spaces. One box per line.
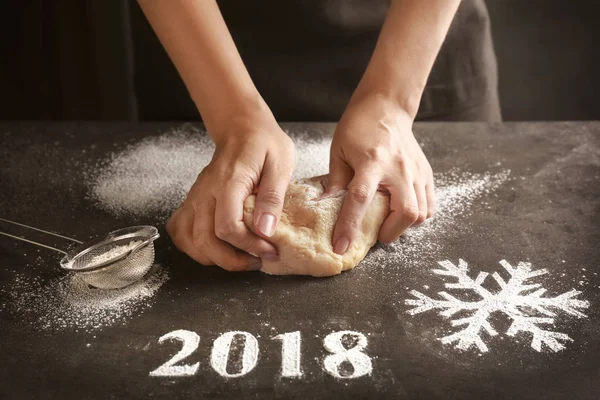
273, 331, 302, 378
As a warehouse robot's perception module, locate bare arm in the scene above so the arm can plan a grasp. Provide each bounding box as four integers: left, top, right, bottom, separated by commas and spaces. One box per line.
330, 0, 461, 253
137, 0, 269, 138
139, 0, 295, 271
353, 0, 462, 118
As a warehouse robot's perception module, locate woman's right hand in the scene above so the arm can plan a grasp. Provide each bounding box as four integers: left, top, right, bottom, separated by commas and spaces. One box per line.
167, 116, 296, 271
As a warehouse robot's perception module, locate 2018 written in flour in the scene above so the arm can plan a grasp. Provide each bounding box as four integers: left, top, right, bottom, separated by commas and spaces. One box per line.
148, 329, 372, 380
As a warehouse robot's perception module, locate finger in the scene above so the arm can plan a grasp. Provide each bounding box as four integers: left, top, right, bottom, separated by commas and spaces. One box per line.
214, 183, 278, 260
332, 166, 383, 255
378, 176, 420, 243
326, 155, 353, 194
426, 178, 436, 219
193, 198, 259, 271
253, 154, 293, 238
168, 205, 212, 265
413, 183, 428, 226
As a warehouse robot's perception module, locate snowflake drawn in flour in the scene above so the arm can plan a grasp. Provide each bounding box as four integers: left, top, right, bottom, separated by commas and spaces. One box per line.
406, 259, 590, 353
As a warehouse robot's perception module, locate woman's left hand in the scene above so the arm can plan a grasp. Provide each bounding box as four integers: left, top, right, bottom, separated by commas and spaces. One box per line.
327, 94, 435, 255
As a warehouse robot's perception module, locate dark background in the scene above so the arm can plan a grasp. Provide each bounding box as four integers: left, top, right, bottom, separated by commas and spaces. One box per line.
1, 0, 599, 121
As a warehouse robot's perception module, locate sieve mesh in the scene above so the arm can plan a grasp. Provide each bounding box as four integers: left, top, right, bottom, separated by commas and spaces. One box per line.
60, 226, 159, 290
78, 243, 156, 289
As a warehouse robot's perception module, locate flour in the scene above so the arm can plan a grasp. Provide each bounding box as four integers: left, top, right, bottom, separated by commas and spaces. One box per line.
88, 127, 214, 217
88, 240, 142, 268
86, 125, 511, 271
4, 265, 168, 331
406, 259, 589, 353
360, 169, 511, 270
88, 126, 331, 217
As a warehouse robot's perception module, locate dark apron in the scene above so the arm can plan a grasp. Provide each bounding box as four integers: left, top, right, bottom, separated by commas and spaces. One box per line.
131, 0, 501, 122
216, 0, 501, 122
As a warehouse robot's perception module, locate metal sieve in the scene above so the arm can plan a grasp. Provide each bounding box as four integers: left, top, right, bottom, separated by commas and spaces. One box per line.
0, 218, 159, 290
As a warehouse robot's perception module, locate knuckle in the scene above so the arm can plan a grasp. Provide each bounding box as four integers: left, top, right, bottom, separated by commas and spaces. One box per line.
402, 204, 421, 223
348, 184, 372, 205
364, 146, 387, 163
227, 170, 255, 187
427, 208, 435, 219
192, 228, 211, 251
415, 210, 427, 225
192, 234, 207, 251
259, 188, 284, 207
242, 240, 260, 257
214, 219, 239, 240
393, 150, 406, 164
340, 215, 361, 233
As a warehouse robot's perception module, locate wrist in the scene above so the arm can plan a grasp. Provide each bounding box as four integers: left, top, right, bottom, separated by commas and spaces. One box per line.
350, 79, 422, 122
345, 89, 416, 130
199, 91, 277, 143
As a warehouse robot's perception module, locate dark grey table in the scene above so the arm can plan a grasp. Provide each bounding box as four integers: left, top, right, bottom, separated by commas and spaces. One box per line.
0, 122, 599, 399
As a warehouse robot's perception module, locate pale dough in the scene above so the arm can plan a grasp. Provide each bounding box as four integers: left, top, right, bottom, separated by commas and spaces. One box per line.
243, 175, 389, 277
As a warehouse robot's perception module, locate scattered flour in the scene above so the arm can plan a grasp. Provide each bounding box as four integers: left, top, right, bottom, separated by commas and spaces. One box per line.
87, 128, 214, 217
360, 169, 511, 270
88, 126, 330, 217
3, 265, 168, 331
86, 124, 511, 272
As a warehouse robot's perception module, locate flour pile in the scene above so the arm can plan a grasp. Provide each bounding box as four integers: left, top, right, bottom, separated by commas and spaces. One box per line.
88, 127, 330, 217
3, 265, 168, 331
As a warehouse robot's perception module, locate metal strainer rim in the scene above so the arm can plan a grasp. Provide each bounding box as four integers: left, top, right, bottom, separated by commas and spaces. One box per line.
59, 225, 159, 272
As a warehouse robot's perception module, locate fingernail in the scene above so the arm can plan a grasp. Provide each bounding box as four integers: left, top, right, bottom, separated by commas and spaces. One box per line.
333, 237, 350, 255
257, 213, 276, 237
248, 261, 262, 271
261, 252, 279, 262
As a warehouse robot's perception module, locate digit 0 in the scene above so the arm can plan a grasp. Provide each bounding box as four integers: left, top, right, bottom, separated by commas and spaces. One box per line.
210, 331, 259, 378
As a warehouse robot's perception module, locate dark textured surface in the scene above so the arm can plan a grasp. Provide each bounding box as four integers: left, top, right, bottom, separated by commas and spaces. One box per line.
0, 122, 599, 399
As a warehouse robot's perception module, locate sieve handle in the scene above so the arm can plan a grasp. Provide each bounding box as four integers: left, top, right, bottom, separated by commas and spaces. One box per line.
0, 218, 82, 244
0, 231, 68, 255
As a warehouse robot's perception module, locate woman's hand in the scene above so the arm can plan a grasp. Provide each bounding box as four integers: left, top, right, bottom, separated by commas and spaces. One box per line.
167, 116, 296, 271
328, 94, 435, 254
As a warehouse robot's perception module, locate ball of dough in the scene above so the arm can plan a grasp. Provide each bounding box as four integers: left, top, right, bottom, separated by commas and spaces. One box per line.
243, 175, 389, 277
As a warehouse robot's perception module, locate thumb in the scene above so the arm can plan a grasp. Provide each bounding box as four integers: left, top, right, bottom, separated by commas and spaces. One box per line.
253, 155, 293, 238
326, 154, 353, 195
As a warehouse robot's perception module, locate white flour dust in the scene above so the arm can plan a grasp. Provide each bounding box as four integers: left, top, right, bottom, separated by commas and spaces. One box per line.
360, 169, 510, 269
406, 259, 589, 353
88, 240, 142, 268
3, 265, 168, 331
86, 125, 510, 269
87, 128, 214, 216
88, 126, 330, 217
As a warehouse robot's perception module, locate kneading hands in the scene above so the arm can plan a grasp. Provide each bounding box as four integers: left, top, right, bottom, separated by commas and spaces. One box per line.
138, 0, 460, 271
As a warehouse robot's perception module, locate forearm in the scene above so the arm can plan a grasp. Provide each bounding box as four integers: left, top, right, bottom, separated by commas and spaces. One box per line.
353, 0, 461, 120
137, 0, 270, 137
